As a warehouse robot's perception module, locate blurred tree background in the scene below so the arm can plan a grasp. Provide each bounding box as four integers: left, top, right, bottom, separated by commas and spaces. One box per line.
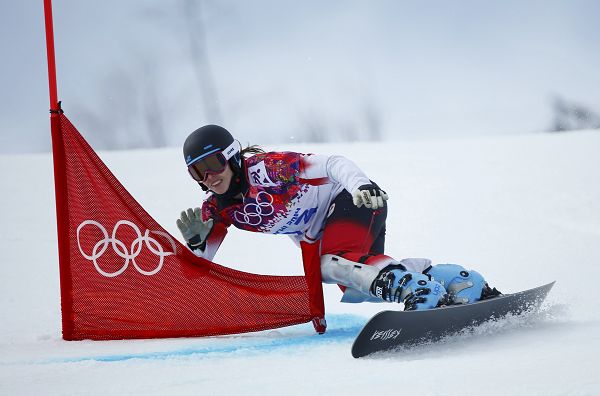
2, 0, 599, 152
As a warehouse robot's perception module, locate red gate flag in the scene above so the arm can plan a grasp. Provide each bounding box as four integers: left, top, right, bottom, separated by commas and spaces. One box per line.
43, 0, 324, 340
52, 113, 324, 340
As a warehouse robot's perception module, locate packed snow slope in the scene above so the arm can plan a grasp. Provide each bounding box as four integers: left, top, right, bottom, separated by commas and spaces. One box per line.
1, 130, 599, 395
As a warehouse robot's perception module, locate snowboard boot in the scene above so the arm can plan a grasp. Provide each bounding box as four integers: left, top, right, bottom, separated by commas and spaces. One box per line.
424, 263, 500, 304
370, 264, 447, 310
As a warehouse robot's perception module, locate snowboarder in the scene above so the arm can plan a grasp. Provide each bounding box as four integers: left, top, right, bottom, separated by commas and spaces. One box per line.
177, 125, 499, 311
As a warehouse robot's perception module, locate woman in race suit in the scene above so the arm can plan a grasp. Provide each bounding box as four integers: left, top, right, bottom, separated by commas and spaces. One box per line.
177, 125, 499, 312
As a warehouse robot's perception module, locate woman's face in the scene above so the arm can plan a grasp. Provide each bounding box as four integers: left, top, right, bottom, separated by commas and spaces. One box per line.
203, 163, 234, 195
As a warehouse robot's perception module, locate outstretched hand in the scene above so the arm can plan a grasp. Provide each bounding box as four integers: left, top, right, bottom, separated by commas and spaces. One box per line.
353, 184, 389, 210
176, 208, 213, 247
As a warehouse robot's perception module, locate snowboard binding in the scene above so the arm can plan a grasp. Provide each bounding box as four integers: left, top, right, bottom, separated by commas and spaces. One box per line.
480, 283, 502, 300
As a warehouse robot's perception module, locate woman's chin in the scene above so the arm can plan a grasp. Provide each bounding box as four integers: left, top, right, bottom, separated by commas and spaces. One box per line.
211, 185, 227, 195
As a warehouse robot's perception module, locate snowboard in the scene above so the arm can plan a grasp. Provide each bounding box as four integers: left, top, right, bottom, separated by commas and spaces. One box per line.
351, 281, 555, 358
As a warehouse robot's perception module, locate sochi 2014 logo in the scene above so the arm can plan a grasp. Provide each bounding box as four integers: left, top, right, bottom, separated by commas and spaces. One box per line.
76, 220, 176, 277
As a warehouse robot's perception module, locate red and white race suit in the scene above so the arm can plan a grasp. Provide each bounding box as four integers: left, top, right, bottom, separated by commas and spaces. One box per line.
195, 151, 435, 305
198, 151, 372, 261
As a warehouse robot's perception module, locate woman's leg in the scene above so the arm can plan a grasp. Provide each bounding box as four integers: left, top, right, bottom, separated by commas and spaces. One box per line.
320, 189, 395, 296
320, 190, 387, 259
319, 190, 447, 309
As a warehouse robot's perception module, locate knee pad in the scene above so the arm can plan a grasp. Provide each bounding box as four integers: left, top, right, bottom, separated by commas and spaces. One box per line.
320, 254, 382, 295
426, 264, 486, 304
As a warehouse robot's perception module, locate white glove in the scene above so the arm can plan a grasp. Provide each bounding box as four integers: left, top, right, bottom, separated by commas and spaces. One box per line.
176, 208, 214, 248
353, 184, 389, 210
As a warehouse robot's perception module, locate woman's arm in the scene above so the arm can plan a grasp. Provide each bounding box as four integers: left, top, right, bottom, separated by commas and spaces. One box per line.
192, 222, 228, 261
176, 200, 230, 261
301, 154, 371, 193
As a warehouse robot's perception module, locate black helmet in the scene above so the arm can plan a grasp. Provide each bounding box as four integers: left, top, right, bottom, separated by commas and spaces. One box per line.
183, 125, 246, 194
183, 125, 241, 169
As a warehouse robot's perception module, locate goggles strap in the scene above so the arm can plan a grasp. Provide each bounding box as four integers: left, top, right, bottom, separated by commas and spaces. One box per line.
222, 140, 239, 160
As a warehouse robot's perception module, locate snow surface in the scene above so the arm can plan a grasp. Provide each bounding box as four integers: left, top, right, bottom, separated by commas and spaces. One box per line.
1, 130, 600, 395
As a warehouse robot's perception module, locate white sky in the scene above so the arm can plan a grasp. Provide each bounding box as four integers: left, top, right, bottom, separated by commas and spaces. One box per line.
1, 0, 599, 153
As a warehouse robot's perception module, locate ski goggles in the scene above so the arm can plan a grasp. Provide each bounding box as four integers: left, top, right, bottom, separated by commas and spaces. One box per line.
187, 152, 227, 182
186, 141, 239, 182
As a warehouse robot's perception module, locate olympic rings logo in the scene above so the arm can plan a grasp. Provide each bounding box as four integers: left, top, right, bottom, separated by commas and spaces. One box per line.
234, 191, 275, 226
76, 220, 176, 278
